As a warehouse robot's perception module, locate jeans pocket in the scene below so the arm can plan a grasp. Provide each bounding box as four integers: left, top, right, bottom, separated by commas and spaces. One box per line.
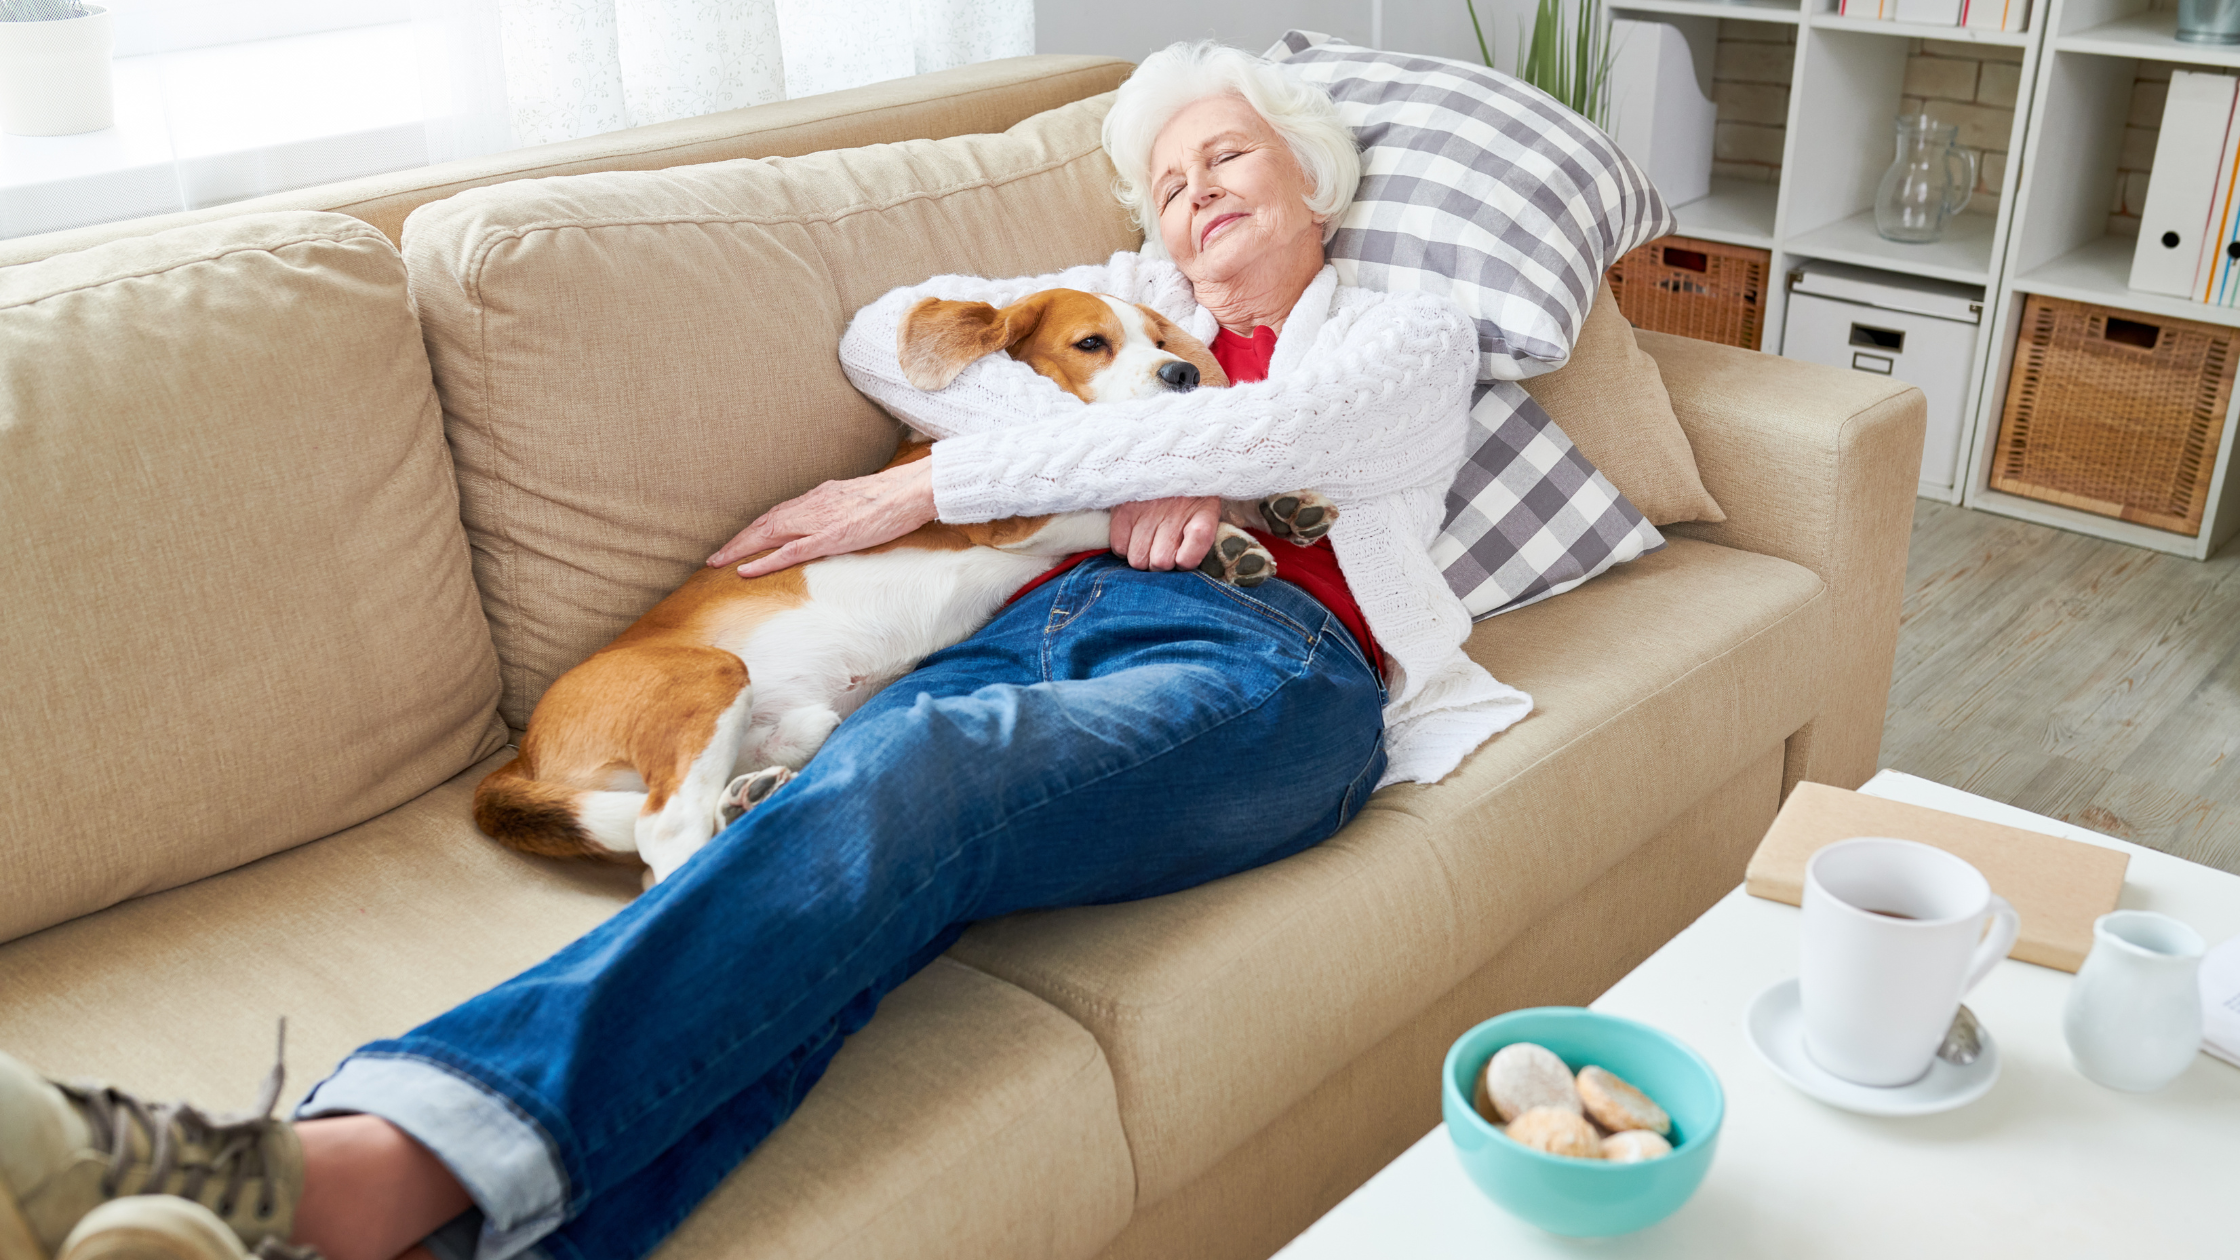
1044, 573, 1106, 633
1188, 572, 1318, 645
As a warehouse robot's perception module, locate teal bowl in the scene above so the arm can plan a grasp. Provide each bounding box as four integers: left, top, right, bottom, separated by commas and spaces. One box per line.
1442, 1007, 1723, 1237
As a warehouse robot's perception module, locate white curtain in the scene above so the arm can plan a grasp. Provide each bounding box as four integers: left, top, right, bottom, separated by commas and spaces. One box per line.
1, 0, 1032, 239
428, 0, 1033, 155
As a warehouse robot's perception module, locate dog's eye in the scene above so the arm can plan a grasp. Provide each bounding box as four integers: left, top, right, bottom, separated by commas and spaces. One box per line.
1074, 336, 1106, 352
1155, 339, 1167, 349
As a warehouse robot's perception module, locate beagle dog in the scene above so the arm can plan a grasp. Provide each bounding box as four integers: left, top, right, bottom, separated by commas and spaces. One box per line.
474, 287, 1337, 884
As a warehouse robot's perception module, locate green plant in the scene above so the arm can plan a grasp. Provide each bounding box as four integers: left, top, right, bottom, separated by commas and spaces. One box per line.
1465, 0, 1614, 129
0, 1, 90, 19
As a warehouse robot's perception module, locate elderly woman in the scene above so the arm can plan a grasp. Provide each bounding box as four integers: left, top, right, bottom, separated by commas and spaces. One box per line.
0, 41, 1528, 1260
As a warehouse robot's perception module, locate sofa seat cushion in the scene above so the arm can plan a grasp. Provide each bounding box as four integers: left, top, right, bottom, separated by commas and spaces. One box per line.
949, 536, 1827, 1205
0, 756, 1135, 1260
0, 211, 507, 945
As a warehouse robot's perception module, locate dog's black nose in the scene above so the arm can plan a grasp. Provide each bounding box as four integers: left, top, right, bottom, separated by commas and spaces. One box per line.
1158, 360, 1200, 391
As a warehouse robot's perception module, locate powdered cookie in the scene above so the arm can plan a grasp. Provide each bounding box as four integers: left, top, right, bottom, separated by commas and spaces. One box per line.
1601, 1129, 1673, 1163
1483, 1042, 1581, 1122
1577, 1065, 1669, 1135
1504, 1106, 1602, 1159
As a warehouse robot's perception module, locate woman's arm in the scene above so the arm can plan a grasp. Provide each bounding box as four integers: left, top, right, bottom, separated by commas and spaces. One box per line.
708, 458, 936, 576
928, 292, 1479, 523
712, 253, 1201, 577
838, 251, 1197, 442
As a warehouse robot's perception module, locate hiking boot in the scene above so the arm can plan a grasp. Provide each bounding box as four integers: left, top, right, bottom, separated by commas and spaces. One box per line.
57, 1198, 319, 1260
0, 1027, 302, 1260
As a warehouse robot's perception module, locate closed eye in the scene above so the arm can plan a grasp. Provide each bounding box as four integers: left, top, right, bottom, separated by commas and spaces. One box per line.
1074, 336, 1107, 351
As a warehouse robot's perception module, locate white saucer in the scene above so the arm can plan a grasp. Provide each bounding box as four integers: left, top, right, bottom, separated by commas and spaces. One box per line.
1744, 977, 2000, 1116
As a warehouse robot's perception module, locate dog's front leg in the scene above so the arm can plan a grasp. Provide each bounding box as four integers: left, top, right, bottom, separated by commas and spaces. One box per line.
1218, 499, 1271, 533
1224, 491, 1339, 545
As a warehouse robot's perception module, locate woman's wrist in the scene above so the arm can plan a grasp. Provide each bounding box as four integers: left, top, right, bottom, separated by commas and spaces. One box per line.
898, 457, 938, 524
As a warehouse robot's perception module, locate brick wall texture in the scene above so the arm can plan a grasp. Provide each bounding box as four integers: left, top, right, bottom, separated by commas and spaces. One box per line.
1896, 39, 2020, 219
1711, 20, 1792, 185
2112, 66, 2171, 238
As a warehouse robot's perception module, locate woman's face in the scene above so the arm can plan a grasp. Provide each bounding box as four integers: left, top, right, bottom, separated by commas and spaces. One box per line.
1149, 94, 1323, 287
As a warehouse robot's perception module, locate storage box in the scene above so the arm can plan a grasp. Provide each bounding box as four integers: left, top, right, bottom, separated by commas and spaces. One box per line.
1607, 234, 1767, 351
1781, 261, 1983, 494
1991, 295, 2237, 537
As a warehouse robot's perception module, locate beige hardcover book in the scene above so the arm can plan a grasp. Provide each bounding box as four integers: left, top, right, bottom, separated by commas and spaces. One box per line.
1745, 783, 2129, 972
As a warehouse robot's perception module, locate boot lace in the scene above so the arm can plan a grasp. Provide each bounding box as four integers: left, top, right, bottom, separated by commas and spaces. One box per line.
62, 1021, 290, 1223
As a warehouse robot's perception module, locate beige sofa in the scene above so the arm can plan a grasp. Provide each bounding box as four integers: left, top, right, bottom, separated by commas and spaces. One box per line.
0, 55, 1923, 1260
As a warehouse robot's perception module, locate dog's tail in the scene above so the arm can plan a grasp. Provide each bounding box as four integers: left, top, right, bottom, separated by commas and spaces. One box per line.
473, 757, 641, 860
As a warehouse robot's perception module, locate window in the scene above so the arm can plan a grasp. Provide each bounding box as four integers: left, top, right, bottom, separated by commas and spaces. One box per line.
105, 0, 409, 57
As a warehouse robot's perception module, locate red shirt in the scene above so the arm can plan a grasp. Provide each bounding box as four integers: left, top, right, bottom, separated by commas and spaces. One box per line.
1005, 325, 1383, 676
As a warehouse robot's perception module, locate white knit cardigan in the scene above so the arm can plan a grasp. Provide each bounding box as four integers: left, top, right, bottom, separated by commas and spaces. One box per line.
839, 251, 1532, 786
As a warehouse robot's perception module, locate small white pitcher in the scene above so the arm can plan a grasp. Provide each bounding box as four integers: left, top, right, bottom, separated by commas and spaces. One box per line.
2062, 910, 2206, 1092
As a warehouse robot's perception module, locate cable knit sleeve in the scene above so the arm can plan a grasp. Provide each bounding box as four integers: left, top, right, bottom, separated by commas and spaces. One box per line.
838, 251, 1197, 442
927, 291, 1478, 523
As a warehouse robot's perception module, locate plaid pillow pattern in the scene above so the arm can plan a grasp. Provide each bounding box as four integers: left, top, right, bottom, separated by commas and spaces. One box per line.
1433, 383, 1663, 617
1265, 31, 1672, 618
1267, 31, 1674, 379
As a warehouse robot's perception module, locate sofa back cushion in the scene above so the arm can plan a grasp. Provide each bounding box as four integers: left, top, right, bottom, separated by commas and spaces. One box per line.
406, 93, 1140, 731
1522, 279, 1724, 528
0, 213, 506, 944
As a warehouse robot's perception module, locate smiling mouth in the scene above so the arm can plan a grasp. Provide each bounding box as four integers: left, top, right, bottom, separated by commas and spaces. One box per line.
1200, 212, 1246, 248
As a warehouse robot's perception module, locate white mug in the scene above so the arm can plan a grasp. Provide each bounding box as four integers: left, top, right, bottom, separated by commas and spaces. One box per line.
1800, 837, 2020, 1087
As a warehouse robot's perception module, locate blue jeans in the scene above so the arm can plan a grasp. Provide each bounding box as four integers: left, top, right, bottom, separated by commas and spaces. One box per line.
299, 556, 1388, 1260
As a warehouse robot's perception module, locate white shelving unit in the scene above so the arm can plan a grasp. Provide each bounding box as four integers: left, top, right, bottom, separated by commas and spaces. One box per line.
1960, 0, 2240, 559
1610, 0, 2044, 503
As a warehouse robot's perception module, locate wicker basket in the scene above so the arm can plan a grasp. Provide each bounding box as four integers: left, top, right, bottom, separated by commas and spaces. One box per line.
1607, 234, 1768, 351
1991, 295, 2235, 537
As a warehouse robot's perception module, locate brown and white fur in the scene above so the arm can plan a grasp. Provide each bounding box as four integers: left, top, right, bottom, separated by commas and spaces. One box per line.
474, 288, 1336, 885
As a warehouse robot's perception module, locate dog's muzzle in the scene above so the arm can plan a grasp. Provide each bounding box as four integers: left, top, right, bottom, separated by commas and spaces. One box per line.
1157, 360, 1200, 391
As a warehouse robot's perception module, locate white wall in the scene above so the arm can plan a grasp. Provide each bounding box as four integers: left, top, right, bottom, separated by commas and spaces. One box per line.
1033, 0, 1528, 72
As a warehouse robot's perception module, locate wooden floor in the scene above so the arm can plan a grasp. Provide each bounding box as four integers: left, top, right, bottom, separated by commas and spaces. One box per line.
1880, 500, 2240, 876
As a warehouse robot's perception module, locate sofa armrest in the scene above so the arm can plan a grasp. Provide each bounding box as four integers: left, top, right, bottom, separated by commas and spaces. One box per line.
1634, 329, 1926, 796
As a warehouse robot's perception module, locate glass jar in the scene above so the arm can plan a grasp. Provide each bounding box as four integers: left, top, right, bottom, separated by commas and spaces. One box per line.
1874, 115, 1976, 245
2179, 0, 2240, 44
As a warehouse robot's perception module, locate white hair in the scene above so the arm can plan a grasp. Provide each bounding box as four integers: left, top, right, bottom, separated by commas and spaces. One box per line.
1101, 40, 1361, 261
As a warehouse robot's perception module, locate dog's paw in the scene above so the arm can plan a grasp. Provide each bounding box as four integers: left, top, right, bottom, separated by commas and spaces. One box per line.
1197, 524, 1275, 588
1260, 490, 1338, 545
718, 765, 796, 828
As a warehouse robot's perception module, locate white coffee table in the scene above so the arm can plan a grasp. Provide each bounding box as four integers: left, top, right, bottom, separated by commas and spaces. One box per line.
1273, 770, 2240, 1258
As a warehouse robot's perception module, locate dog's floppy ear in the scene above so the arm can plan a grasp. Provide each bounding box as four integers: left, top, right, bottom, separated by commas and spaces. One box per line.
899, 295, 1050, 391
1141, 306, 1230, 389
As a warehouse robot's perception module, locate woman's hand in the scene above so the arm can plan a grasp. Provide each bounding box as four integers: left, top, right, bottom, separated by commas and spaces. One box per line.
709, 459, 938, 578
1110, 496, 1221, 571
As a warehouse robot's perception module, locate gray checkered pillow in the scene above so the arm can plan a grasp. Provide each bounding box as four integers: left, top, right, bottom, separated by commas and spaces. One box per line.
1432, 384, 1662, 615
1266, 31, 1673, 617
